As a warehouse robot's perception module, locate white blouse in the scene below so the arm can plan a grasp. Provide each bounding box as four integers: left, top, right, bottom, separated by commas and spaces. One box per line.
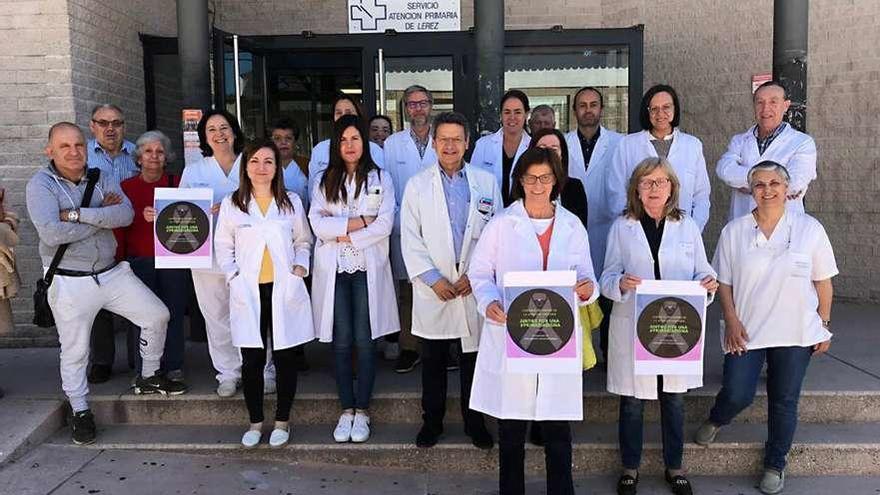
713, 211, 838, 351
336, 178, 368, 274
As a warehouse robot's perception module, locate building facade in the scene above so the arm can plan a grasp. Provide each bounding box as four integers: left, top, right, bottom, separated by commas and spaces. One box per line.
0, 0, 877, 332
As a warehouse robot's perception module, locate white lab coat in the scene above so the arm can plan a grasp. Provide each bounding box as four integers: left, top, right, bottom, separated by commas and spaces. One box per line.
467, 201, 599, 421
179, 154, 242, 273
565, 127, 624, 276
307, 139, 385, 197
468, 129, 531, 193
282, 160, 309, 212
384, 129, 438, 279
309, 168, 400, 342
607, 129, 712, 231
214, 192, 315, 350
401, 164, 503, 353
715, 124, 817, 221
600, 214, 716, 399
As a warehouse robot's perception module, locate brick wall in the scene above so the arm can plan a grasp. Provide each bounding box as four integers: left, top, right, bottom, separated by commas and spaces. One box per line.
67, 0, 176, 134
4, 0, 178, 327
806, 0, 880, 301
0, 0, 75, 326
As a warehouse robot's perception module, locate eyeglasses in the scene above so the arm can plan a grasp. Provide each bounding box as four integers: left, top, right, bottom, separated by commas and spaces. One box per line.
637, 177, 671, 190
521, 173, 555, 185
647, 104, 674, 116
750, 180, 786, 191
405, 99, 431, 110
92, 119, 124, 128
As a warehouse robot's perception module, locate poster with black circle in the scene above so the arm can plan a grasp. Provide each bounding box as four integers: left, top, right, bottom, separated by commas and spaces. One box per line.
503, 270, 581, 374
633, 280, 707, 376
153, 188, 213, 269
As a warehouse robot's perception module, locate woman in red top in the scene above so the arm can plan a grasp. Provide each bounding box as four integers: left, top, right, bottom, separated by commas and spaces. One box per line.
115, 130, 189, 385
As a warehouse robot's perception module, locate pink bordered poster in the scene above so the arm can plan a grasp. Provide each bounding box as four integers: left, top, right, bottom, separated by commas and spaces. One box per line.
633, 280, 707, 376
502, 270, 581, 374
153, 187, 213, 269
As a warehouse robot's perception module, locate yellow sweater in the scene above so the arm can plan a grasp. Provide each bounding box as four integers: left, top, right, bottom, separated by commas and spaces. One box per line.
255, 196, 274, 284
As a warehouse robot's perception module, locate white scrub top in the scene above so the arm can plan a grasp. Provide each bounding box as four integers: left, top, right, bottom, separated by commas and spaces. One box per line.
712, 212, 838, 351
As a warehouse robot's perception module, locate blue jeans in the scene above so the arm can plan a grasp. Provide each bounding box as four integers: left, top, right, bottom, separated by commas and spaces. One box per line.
618, 377, 685, 470
127, 257, 188, 372
708, 346, 813, 471
332, 271, 375, 410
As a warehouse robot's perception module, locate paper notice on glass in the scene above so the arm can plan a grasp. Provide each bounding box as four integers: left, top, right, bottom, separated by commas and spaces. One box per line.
503, 270, 580, 374
633, 280, 707, 376
154, 187, 213, 269
182, 109, 203, 167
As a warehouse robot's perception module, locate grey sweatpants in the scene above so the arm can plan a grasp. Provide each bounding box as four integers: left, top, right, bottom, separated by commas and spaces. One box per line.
48, 262, 169, 412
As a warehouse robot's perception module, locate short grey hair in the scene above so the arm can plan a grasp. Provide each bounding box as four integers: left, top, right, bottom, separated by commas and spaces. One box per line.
748, 160, 790, 186
530, 104, 555, 119
133, 130, 176, 164
402, 84, 433, 105
91, 103, 124, 118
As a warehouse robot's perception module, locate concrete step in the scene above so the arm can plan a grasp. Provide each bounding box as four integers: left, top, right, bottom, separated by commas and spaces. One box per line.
87, 390, 880, 426
0, 324, 59, 348
7, 445, 880, 495
46, 421, 880, 476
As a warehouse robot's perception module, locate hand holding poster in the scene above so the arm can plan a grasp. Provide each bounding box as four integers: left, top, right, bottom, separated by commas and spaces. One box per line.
633, 280, 707, 376
503, 270, 581, 374
154, 188, 213, 269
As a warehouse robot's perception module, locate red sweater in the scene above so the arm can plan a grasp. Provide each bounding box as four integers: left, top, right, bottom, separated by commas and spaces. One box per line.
114, 173, 180, 260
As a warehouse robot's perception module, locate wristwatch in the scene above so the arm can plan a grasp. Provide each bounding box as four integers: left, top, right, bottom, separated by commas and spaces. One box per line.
66, 209, 79, 223
822, 320, 831, 330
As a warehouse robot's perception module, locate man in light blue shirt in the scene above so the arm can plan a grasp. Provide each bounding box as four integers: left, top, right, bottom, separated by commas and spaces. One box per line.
87, 104, 138, 187
85, 103, 139, 384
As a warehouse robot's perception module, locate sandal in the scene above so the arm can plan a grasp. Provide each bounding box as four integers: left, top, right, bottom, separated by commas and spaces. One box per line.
617, 473, 638, 495
665, 470, 693, 495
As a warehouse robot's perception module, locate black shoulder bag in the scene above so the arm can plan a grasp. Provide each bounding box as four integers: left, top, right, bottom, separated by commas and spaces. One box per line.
33, 168, 101, 327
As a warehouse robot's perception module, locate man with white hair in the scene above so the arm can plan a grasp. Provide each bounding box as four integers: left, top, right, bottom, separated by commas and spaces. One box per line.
716, 80, 817, 221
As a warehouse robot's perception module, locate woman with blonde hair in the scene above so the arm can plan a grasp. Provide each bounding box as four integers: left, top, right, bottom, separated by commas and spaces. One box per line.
601, 157, 717, 495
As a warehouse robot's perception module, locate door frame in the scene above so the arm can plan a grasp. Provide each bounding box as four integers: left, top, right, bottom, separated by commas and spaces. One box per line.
151, 26, 643, 135
213, 27, 643, 134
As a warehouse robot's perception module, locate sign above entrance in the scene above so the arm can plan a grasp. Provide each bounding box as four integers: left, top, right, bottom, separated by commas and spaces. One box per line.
348, 0, 461, 34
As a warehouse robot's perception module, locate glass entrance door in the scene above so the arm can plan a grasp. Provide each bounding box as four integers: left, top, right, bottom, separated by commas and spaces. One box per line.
218, 33, 364, 153
375, 54, 455, 132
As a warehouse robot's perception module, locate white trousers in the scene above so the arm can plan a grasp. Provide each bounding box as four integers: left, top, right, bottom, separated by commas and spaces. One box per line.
190, 270, 242, 383
49, 262, 169, 411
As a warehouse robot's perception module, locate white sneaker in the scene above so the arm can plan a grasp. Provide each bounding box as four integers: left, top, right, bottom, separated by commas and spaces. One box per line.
241, 429, 261, 448
333, 412, 355, 442
350, 411, 371, 443
217, 380, 238, 398
263, 376, 277, 395
269, 427, 289, 447
383, 342, 400, 361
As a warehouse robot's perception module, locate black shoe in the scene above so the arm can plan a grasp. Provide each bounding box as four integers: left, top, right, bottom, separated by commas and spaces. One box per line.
529, 421, 544, 446
416, 423, 442, 448
466, 424, 494, 450
617, 473, 638, 495
87, 364, 112, 384
394, 351, 421, 374
134, 374, 188, 395
665, 470, 693, 495
70, 409, 96, 445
